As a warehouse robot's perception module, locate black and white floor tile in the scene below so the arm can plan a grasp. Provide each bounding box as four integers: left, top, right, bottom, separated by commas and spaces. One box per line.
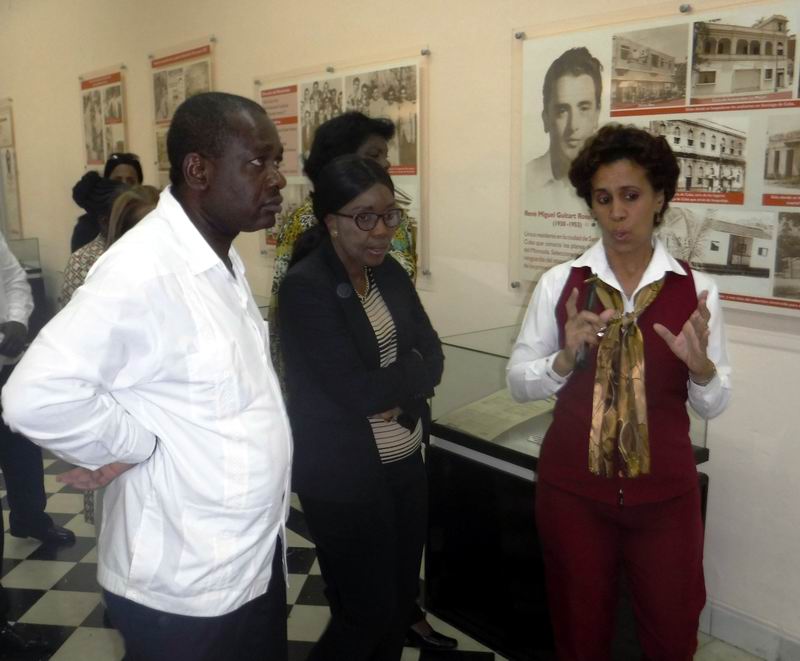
0, 455, 761, 660
1, 455, 503, 660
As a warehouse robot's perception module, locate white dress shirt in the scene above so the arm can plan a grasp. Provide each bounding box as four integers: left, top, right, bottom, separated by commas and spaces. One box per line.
524, 151, 587, 214
0, 230, 33, 367
507, 238, 732, 418
2, 188, 292, 617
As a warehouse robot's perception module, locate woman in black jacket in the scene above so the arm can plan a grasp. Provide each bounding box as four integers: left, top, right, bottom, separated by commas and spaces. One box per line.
279, 155, 443, 661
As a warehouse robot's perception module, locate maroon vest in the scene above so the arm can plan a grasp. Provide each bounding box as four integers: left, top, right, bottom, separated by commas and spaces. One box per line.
539, 265, 699, 505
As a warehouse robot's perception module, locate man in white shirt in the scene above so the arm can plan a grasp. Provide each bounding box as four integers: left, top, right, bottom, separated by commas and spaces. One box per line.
0, 231, 65, 654
0, 231, 77, 546
2, 92, 292, 660
524, 47, 603, 214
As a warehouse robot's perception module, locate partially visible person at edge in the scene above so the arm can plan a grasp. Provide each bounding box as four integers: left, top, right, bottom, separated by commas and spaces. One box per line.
71, 152, 143, 252
3, 92, 292, 660
59, 184, 160, 529
269, 113, 454, 651
59, 174, 134, 308
0, 229, 51, 654
269, 112, 416, 378
507, 124, 732, 660
279, 155, 444, 660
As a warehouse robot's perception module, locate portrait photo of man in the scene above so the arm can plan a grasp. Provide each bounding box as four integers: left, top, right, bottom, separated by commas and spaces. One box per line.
525, 46, 603, 212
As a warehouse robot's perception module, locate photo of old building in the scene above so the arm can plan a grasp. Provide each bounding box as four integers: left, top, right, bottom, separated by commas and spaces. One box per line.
765, 125, 800, 187
649, 118, 746, 192
691, 14, 795, 101
775, 212, 800, 299
611, 25, 688, 108
660, 207, 775, 285
699, 218, 773, 277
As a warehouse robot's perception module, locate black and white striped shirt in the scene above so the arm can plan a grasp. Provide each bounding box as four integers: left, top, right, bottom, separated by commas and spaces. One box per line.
360, 269, 422, 463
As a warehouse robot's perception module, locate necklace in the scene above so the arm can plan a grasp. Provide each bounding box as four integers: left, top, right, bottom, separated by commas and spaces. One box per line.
355, 266, 371, 303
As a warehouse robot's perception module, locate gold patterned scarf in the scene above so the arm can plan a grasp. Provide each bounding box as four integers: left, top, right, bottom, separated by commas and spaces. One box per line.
588, 277, 664, 478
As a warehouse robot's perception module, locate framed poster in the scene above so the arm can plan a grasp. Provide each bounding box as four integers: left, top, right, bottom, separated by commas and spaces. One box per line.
0, 99, 22, 239
516, 0, 800, 313
254, 58, 426, 275
151, 40, 215, 188
79, 68, 127, 168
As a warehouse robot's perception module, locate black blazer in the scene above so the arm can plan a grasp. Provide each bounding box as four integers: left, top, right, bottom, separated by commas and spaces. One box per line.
278, 237, 444, 501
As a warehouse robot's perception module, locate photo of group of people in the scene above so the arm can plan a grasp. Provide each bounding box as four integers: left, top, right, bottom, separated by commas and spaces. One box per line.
521, 0, 800, 310
255, 59, 422, 261
271, 63, 420, 178
345, 66, 418, 174
294, 65, 419, 175
80, 71, 127, 167
299, 78, 344, 156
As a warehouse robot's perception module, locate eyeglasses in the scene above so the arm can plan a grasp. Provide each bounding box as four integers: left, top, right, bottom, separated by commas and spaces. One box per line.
334, 209, 404, 231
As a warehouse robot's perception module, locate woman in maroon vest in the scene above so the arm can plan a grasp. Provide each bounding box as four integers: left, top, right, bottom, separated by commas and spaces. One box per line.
508, 124, 731, 660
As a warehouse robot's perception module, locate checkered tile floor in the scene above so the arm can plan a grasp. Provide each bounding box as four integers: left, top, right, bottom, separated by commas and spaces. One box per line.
0, 453, 505, 660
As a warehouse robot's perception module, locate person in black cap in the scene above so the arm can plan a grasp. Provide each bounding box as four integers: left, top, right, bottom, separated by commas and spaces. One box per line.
62, 172, 129, 306
103, 151, 142, 185
71, 153, 142, 251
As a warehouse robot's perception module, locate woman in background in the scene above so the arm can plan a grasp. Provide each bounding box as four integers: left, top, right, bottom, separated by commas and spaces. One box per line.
103, 151, 143, 186
270, 112, 449, 650
279, 155, 443, 660
71, 153, 143, 251
507, 124, 731, 660
61, 184, 158, 308
62, 172, 129, 307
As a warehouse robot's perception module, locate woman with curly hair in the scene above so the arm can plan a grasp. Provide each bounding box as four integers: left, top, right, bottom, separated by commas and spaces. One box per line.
508, 124, 732, 660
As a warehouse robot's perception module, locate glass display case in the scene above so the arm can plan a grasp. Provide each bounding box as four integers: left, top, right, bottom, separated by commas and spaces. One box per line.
425, 326, 710, 661
7, 237, 42, 274
430, 325, 708, 470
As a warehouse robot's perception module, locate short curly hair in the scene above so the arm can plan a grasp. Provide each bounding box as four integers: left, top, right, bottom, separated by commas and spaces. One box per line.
303, 112, 395, 184
568, 124, 679, 223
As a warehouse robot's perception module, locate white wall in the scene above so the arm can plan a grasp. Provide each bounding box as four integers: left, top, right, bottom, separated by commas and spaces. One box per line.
2, 0, 798, 653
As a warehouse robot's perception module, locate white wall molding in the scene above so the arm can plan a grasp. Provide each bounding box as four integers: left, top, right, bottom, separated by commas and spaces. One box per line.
700, 601, 800, 661
727, 325, 800, 354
